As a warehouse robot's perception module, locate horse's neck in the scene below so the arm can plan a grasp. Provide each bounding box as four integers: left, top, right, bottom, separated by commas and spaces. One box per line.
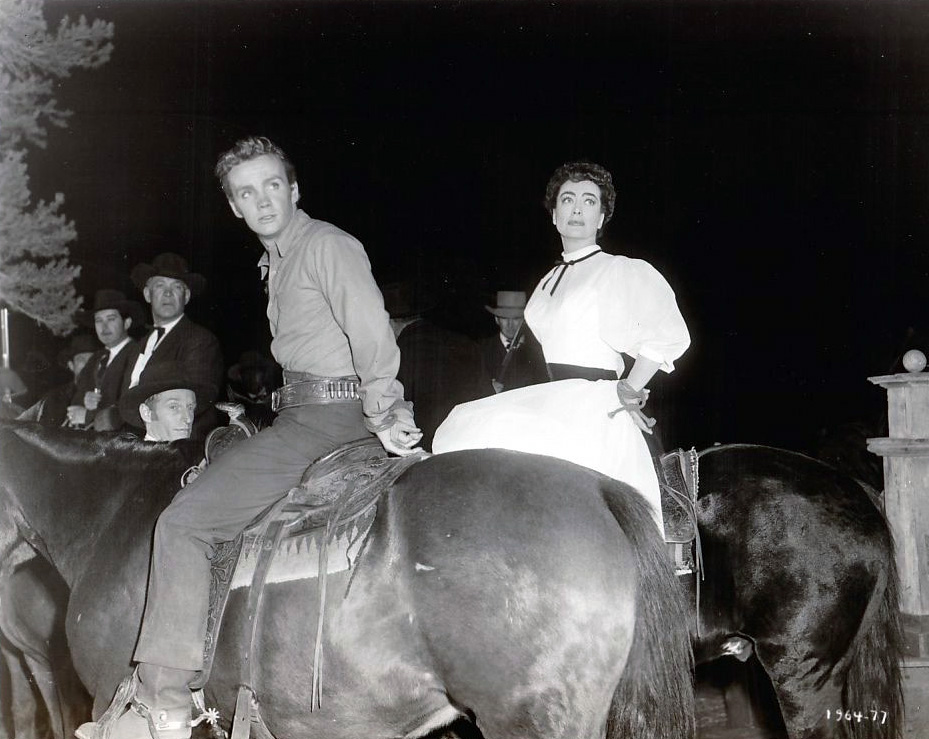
0, 423, 183, 589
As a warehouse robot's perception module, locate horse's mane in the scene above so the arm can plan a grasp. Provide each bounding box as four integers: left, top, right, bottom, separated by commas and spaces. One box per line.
0, 419, 200, 468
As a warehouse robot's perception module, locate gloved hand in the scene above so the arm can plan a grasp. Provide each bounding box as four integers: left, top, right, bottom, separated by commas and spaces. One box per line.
608, 379, 657, 434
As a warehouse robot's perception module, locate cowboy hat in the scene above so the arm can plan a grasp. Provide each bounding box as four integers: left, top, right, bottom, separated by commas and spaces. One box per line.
485, 290, 527, 318
77, 289, 145, 328
227, 350, 279, 384
130, 253, 207, 297
380, 281, 438, 319
119, 361, 213, 428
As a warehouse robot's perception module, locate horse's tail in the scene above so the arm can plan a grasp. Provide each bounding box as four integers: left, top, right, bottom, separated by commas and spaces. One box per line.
600, 481, 695, 739
838, 542, 904, 739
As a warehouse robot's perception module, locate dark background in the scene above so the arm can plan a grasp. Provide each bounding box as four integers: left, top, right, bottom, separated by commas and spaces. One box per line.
12, 0, 929, 454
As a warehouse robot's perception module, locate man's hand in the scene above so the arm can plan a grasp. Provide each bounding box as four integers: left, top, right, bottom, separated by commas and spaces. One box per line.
66, 405, 88, 427
375, 418, 423, 456
84, 389, 102, 410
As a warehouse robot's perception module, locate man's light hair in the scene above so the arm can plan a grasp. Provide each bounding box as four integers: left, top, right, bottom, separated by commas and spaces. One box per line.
215, 136, 296, 198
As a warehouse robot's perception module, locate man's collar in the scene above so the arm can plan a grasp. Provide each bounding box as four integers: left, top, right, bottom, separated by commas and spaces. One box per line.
259, 208, 309, 259
105, 336, 132, 358
153, 314, 184, 334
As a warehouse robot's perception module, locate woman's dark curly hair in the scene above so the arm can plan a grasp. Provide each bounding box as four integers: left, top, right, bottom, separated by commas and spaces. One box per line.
543, 161, 616, 227
215, 136, 297, 198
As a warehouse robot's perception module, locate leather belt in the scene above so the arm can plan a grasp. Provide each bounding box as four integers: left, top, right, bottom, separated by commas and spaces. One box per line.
272, 373, 361, 411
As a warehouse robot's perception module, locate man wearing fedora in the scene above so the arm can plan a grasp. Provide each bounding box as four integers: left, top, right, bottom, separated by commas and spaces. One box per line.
480, 290, 548, 395
78, 136, 423, 739
18, 333, 99, 426
126, 253, 224, 439
66, 289, 143, 430
119, 361, 212, 443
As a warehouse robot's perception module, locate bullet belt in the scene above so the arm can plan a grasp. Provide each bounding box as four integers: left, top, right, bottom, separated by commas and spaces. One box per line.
272, 372, 361, 411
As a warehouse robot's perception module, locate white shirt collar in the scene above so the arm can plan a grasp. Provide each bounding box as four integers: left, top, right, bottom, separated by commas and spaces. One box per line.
104, 336, 132, 361
155, 314, 184, 335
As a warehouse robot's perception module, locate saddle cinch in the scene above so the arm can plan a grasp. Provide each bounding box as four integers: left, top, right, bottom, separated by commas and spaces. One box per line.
185, 414, 701, 739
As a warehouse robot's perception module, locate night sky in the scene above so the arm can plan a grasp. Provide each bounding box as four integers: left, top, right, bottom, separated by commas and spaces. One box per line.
13, 0, 929, 454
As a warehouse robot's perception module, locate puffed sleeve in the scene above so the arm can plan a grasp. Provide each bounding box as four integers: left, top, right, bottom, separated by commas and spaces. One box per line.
598, 257, 690, 373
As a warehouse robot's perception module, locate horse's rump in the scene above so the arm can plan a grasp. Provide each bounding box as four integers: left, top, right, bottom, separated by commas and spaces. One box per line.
696, 444, 903, 739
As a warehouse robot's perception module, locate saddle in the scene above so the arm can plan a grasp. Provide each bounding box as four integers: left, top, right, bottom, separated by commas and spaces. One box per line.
200, 437, 427, 739
655, 448, 701, 577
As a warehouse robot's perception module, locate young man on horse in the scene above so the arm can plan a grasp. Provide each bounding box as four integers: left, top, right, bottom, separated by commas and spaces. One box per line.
77, 136, 421, 739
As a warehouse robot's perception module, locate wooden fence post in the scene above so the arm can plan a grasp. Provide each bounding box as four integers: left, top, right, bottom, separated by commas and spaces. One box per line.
868, 357, 929, 658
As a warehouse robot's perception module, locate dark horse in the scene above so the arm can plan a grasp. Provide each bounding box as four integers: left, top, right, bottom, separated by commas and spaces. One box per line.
691, 444, 903, 739
0, 421, 693, 739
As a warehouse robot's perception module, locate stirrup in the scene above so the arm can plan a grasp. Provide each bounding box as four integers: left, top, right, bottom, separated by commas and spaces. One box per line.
131, 698, 192, 738
74, 668, 223, 739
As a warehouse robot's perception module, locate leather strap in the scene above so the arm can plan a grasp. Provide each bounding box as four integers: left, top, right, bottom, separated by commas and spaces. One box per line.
272, 377, 361, 411
229, 497, 296, 739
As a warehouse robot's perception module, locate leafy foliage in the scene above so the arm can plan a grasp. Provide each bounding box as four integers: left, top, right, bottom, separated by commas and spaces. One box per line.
0, 0, 113, 334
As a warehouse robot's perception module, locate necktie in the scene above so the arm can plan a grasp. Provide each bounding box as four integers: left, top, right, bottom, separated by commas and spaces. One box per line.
94, 351, 109, 388
540, 249, 603, 296
150, 326, 166, 351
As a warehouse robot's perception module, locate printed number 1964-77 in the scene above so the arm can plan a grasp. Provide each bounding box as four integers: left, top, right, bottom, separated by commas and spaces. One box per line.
826, 709, 887, 724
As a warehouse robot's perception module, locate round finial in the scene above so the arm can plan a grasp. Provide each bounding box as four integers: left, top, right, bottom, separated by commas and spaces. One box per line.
903, 349, 927, 373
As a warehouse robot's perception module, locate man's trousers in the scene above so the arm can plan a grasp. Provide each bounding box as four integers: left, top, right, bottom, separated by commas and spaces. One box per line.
134, 403, 369, 671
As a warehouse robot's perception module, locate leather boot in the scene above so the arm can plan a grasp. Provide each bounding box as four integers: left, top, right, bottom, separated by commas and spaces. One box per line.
75, 664, 198, 739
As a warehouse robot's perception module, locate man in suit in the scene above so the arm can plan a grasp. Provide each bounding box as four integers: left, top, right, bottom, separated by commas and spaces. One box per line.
127, 253, 224, 439
479, 290, 548, 395
65, 289, 143, 430
18, 333, 98, 426
382, 281, 484, 451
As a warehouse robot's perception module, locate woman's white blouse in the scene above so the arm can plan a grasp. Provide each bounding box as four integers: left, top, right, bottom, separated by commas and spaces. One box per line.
525, 246, 690, 374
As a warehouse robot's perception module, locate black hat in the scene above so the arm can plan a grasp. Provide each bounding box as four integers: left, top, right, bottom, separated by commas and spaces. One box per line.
130, 253, 207, 297
57, 334, 99, 366
77, 289, 145, 328
118, 361, 213, 428
227, 351, 278, 384
380, 281, 438, 319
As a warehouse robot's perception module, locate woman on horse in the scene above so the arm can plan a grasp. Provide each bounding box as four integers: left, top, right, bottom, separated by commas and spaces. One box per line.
433, 160, 690, 530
